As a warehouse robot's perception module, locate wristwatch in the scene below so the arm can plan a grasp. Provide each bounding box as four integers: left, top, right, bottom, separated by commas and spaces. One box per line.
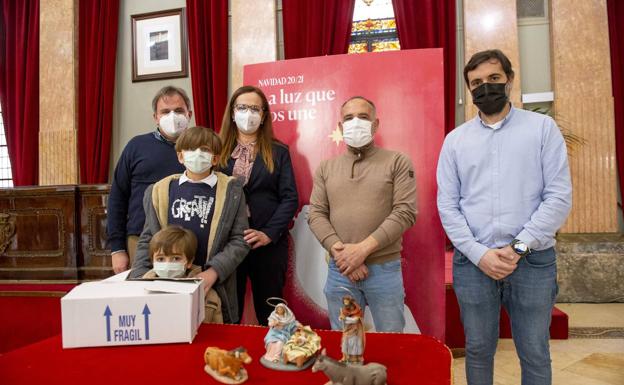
510, 239, 530, 257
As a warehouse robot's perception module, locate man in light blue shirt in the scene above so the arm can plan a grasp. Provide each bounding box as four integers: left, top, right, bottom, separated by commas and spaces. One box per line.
437, 49, 572, 385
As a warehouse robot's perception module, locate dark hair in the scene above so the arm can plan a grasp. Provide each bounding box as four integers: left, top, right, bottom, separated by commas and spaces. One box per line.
219, 85, 276, 173
175, 126, 222, 155
149, 225, 197, 264
152, 85, 192, 113
341, 96, 377, 116
463, 49, 515, 86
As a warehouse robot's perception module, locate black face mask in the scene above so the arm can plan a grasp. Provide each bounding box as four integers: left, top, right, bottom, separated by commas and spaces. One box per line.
471, 82, 509, 116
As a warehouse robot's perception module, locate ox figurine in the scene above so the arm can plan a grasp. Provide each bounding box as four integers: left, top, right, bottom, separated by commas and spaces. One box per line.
204, 346, 252, 384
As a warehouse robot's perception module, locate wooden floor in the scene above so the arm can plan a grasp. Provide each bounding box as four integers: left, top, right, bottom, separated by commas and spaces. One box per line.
452, 303, 624, 385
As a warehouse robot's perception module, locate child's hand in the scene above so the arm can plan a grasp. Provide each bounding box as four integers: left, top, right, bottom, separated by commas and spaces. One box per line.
196, 268, 218, 294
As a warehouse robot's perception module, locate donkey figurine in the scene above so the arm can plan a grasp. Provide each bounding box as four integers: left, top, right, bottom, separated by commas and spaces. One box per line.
312, 349, 387, 385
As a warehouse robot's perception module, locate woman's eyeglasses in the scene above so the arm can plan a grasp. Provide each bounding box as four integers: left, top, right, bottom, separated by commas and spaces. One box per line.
234, 104, 263, 113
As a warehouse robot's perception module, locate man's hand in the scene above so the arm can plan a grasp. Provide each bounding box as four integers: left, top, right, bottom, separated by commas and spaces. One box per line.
243, 229, 271, 249
347, 264, 369, 282
335, 237, 379, 276
330, 241, 345, 259
477, 248, 517, 280
195, 268, 219, 295
498, 245, 522, 265
112, 251, 130, 274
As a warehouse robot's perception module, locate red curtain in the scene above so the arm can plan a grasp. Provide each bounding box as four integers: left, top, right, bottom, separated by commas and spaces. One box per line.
0, 0, 39, 186
608, 0, 624, 209
78, 0, 119, 184
392, 0, 456, 134
283, 0, 355, 59
186, 0, 228, 131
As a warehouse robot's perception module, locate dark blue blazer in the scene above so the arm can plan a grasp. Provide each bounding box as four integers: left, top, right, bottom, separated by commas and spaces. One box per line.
222, 142, 299, 243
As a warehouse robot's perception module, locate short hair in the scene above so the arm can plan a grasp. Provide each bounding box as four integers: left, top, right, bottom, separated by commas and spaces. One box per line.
463, 49, 515, 86
175, 126, 222, 155
152, 85, 192, 113
149, 225, 197, 264
341, 96, 377, 116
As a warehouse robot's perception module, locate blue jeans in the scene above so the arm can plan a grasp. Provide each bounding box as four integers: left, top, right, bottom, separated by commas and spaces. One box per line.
453, 248, 558, 385
324, 259, 405, 332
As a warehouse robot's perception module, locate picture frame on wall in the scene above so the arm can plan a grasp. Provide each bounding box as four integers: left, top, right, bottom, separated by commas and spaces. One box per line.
131, 8, 188, 82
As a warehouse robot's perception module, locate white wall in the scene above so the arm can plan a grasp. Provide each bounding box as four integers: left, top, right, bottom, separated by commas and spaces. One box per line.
110, 0, 195, 180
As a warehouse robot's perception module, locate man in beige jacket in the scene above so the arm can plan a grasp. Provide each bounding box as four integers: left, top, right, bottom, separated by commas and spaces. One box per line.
308, 96, 417, 332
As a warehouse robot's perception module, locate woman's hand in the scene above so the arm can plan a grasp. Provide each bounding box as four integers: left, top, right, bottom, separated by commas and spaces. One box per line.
244, 229, 271, 249
195, 268, 218, 295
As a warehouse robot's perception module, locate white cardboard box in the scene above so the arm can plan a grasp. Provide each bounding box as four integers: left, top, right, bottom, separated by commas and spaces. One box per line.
61, 276, 204, 348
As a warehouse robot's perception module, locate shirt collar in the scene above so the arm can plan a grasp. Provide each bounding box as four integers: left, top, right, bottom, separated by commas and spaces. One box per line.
346, 141, 378, 159
179, 171, 217, 187
477, 103, 516, 131
153, 129, 176, 146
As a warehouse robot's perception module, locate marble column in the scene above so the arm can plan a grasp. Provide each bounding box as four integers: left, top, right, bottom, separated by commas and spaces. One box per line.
462, 0, 522, 120
39, 0, 79, 185
231, 0, 277, 91
551, 0, 618, 232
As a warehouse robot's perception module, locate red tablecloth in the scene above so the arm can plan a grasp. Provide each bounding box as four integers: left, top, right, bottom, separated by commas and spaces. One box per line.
0, 323, 452, 385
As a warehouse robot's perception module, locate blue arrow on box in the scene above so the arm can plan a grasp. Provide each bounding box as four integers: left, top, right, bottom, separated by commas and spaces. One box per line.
142, 304, 151, 340
103, 306, 112, 342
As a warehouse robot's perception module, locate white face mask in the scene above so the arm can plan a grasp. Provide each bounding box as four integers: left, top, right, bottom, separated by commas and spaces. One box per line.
234, 110, 262, 134
159, 111, 189, 138
153, 261, 186, 278
183, 148, 213, 174
341, 117, 373, 148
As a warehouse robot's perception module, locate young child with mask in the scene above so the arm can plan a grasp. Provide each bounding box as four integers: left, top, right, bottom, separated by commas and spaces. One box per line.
129, 126, 250, 324
142, 225, 223, 323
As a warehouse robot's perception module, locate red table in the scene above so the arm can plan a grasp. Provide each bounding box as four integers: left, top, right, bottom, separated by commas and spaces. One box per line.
0, 323, 452, 385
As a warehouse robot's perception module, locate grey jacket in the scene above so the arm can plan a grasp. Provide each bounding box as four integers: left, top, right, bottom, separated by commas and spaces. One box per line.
129, 172, 250, 323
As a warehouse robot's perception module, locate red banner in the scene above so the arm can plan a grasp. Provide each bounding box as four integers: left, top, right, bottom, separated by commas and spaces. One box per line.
244, 49, 446, 340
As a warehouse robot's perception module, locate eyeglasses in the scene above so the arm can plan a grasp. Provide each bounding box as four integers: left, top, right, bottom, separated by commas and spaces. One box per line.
234, 104, 263, 114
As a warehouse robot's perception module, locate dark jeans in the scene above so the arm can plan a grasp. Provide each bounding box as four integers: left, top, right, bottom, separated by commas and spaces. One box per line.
453, 247, 558, 385
236, 234, 288, 326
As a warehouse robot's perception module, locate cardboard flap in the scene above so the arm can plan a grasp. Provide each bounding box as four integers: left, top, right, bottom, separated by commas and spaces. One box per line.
101, 270, 131, 282
142, 280, 201, 294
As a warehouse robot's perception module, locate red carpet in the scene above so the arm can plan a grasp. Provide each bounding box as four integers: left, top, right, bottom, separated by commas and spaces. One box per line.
0, 296, 63, 353
445, 251, 569, 348
0, 282, 76, 354
0, 323, 452, 385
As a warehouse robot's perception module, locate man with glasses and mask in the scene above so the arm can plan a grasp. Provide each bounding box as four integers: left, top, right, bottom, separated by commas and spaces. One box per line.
308, 96, 417, 333
437, 49, 572, 385
107, 86, 192, 274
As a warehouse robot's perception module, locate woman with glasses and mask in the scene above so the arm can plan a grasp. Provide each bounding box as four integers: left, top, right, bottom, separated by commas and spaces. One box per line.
219, 85, 299, 325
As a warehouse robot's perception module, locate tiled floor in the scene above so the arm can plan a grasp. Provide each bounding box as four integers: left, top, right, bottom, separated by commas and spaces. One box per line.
452, 304, 624, 385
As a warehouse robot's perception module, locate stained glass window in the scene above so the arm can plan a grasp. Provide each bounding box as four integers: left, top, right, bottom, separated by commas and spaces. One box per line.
348, 0, 400, 54
0, 105, 13, 187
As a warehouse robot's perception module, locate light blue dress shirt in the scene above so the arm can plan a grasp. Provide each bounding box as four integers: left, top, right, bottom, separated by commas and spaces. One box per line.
436, 106, 572, 265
